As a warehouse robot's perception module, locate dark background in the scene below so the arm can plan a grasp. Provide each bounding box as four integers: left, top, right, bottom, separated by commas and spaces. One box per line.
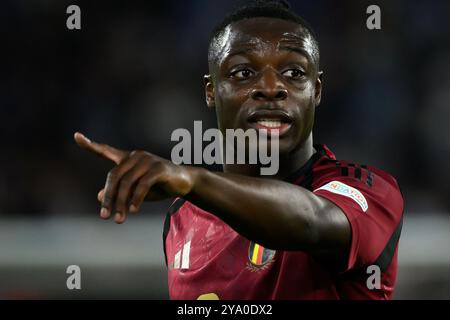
1, 0, 450, 299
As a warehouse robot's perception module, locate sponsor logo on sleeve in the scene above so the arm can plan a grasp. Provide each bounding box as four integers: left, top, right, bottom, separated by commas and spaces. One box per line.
314, 181, 368, 212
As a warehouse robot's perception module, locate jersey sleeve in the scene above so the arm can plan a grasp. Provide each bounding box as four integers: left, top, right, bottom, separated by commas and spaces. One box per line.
313, 168, 404, 272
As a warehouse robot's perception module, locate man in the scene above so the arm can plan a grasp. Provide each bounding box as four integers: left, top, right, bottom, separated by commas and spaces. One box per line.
75, 0, 403, 299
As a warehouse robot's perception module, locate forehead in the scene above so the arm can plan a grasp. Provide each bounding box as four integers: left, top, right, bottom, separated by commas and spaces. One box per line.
213, 17, 315, 65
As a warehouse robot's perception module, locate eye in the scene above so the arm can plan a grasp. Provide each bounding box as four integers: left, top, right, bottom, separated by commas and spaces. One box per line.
230, 68, 254, 79
282, 68, 305, 79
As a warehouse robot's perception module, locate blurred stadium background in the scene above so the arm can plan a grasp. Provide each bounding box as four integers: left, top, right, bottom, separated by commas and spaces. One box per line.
1, 0, 450, 299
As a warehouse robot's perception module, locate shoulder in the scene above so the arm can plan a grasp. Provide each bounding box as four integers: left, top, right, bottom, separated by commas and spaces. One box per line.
313, 158, 404, 219
315, 158, 400, 190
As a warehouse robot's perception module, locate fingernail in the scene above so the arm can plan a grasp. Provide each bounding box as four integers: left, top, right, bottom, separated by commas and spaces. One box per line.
129, 204, 137, 213
100, 207, 109, 219
115, 212, 122, 222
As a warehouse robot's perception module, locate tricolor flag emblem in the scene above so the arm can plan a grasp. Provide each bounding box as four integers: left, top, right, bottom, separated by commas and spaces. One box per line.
248, 242, 276, 267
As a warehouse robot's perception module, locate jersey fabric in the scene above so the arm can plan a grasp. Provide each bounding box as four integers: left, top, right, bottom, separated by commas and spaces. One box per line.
163, 145, 404, 300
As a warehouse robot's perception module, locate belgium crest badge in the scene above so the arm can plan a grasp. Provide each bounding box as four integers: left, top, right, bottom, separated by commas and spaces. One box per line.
246, 242, 276, 271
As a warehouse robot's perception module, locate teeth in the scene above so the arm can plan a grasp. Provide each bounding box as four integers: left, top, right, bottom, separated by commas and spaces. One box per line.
257, 119, 282, 128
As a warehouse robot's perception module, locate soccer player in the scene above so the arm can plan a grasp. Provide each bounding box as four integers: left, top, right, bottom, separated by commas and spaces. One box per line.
75, 0, 404, 299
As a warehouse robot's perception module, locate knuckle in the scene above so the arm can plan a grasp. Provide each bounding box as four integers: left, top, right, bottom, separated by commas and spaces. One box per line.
140, 175, 154, 188
152, 160, 165, 171
120, 177, 132, 187
131, 194, 142, 205
103, 194, 113, 205
116, 190, 129, 206
134, 185, 148, 197
133, 183, 149, 200
115, 190, 125, 201
98, 143, 106, 151
106, 170, 118, 181
115, 199, 126, 211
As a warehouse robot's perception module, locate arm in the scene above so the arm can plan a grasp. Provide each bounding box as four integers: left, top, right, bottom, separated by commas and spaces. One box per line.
187, 169, 350, 253
75, 132, 350, 258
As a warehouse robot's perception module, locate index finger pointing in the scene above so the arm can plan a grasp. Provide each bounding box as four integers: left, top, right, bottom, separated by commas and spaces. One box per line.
74, 132, 128, 165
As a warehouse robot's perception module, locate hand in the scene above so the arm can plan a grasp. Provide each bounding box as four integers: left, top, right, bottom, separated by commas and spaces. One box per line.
74, 132, 196, 224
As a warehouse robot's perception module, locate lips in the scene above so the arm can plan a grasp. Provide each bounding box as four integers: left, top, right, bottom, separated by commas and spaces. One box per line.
247, 109, 293, 136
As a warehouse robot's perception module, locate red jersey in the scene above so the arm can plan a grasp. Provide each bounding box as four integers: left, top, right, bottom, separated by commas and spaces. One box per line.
163, 145, 404, 300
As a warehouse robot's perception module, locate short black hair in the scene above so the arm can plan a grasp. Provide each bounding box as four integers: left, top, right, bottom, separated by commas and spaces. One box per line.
208, 0, 320, 69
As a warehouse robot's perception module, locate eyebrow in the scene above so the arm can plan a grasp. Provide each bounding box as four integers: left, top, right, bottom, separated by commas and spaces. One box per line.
226, 47, 256, 59
278, 45, 312, 63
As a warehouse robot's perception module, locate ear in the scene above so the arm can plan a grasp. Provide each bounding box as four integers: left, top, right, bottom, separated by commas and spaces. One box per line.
314, 71, 323, 107
204, 74, 215, 109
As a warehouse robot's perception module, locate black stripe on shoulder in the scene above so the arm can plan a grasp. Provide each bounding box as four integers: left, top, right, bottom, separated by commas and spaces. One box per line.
366, 171, 374, 187
163, 198, 186, 266
374, 216, 403, 272
355, 167, 362, 181
341, 166, 349, 177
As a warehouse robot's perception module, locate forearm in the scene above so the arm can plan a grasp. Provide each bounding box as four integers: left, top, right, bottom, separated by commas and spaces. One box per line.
185, 167, 327, 251
74, 129, 347, 253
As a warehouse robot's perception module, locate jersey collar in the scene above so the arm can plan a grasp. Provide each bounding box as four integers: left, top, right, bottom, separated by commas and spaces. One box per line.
284, 144, 335, 187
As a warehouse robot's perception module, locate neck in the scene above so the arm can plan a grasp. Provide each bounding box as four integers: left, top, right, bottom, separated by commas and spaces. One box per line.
223, 133, 315, 179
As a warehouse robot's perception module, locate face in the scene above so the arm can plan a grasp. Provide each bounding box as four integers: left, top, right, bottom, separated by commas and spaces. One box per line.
205, 17, 322, 156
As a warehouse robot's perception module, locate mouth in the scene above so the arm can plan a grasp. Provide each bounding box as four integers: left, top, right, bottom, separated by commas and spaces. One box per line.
247, 109, 294, 137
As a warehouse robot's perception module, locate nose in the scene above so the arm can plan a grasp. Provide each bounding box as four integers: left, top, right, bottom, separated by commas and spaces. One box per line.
251, 68, 288, 101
